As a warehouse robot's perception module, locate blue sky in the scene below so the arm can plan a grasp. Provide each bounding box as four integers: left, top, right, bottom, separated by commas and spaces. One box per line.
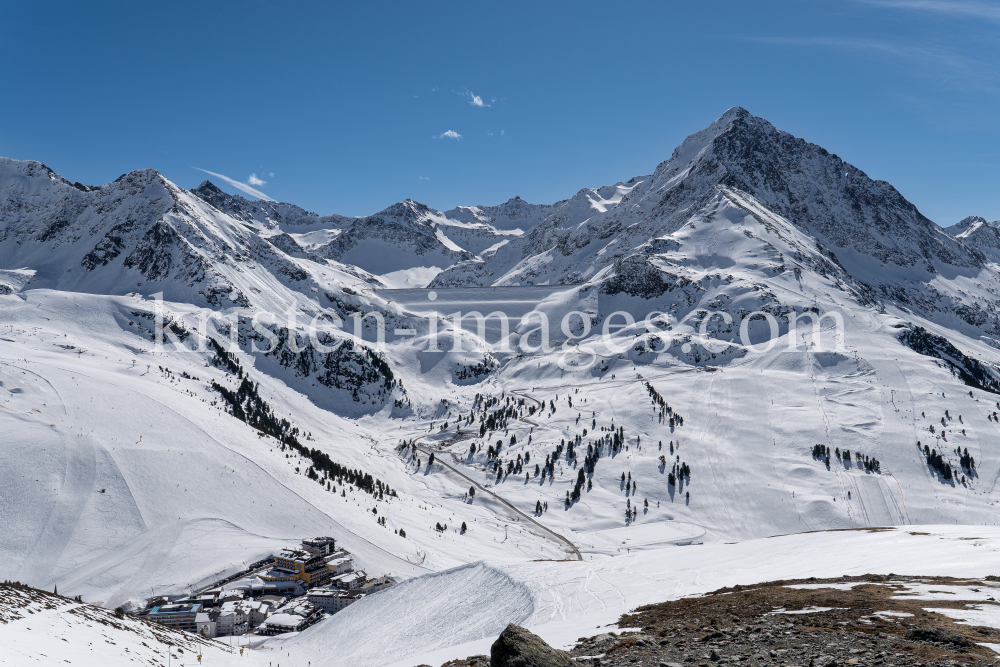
2, 1, 999, 224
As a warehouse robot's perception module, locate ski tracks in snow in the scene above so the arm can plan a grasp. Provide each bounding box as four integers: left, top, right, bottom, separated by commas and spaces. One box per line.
15, 432, 97, 589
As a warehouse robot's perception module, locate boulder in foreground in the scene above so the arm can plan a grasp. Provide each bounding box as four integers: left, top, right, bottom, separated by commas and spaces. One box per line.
490, 624, 575, 667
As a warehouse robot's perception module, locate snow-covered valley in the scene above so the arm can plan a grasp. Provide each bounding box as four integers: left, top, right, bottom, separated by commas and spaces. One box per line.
5, 108, 1000, 665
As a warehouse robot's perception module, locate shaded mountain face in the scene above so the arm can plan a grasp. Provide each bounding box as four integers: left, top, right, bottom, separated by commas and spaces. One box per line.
312, 199, 475, 274
946, 215, 988, 236
190, 180, 354, 230
679, 108, 980, 273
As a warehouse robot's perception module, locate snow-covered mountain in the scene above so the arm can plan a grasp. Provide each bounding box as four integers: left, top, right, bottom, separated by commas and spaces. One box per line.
188, 181, 524, 286
190, 179, 355, 230
947, 215, 1000, 258
0, 158, 371, 311
8, 108, 1000, 666
443, 195, 553, 231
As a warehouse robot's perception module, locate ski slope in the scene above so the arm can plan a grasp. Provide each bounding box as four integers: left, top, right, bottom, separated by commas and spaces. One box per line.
0, 290, 564, 610
6, 107, 1000, 665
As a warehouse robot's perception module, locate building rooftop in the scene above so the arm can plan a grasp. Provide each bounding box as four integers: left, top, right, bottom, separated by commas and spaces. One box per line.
325, 556, 352, 565
302, 536, 336, 546
263, 613, 305, 629
262, 567, 297, 577
150, 603, 200, 615
307, 588, 348, 598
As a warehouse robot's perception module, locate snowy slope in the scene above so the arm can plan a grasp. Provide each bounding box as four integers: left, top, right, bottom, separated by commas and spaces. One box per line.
7, 109, 1000, 665
0, 290, 570, 611
277, 526, 1000, 667
0, 584, 238, 667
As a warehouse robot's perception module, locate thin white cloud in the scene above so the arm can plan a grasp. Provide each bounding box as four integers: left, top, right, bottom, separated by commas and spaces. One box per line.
857, 0, 1000, 22
248, 173, 267, 186
435, 130, 462, 140
748, 36, 998, 91
419, 176, 430, 181
268, 172, 274, 177
486, 130, 493, 137
464, 90, 490, 107
194, 168, 275, 201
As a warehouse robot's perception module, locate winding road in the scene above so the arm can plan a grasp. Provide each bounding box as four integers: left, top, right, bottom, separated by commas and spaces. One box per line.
410, 390, 583, 561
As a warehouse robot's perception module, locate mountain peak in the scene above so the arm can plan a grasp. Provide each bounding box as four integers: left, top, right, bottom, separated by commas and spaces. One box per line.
719, 105, 751, 121
652, 107, 775, 183
374, 199, 432, 221
193, 180, 223, 195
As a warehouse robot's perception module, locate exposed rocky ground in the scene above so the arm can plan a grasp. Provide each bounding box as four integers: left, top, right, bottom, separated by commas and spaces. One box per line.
442, 574, 1000, 667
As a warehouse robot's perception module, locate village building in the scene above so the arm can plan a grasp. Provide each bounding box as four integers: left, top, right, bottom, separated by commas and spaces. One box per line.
325, 555, 354, 575
306, 587, 366, 612
301, 536, 337, 556
146, 603, 201, 632
261, 548, 331, 586
138, 536, 391, 639
258, 599, 322, 635
246, 600, 272, 628
330, 570, 367, 590
195, 610, 218, 638
359, 575, 392, 592
216, 600, 250, 636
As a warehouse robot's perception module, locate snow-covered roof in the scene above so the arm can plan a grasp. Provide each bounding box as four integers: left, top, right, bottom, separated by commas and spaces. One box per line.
325, 556, 352, 565
263, 613, 303, 629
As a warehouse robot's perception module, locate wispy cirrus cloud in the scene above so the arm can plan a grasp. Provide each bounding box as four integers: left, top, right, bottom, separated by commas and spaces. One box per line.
856, 0, 1000, 22
748, 35, 999, 92
194, 168, 275, 201
435, 130, 462, 140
